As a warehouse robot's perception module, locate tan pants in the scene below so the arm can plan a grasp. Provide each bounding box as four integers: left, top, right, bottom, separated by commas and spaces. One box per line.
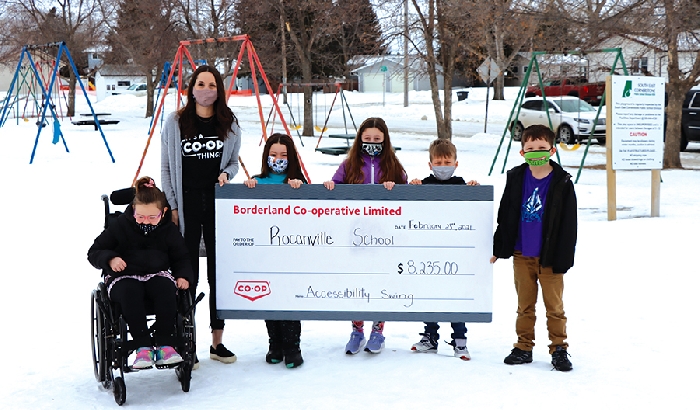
513, 252, 568, 354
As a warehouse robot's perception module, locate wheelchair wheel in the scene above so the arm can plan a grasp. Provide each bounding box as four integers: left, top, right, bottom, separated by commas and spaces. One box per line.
91, 291, 107, 383
176, 364, 192, 392
113, 376, 126, 405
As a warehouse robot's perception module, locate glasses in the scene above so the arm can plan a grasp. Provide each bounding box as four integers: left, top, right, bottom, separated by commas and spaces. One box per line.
134, 211, 162, 222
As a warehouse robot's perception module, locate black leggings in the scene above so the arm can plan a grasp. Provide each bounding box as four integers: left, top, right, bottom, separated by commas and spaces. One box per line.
183, 187, 224, 330
109, 276, 178, 348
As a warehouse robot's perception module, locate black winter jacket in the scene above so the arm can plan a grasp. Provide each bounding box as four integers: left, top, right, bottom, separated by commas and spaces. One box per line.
492, 161, 577, 273
421, 175, 466, 185
87, 205, 194, 284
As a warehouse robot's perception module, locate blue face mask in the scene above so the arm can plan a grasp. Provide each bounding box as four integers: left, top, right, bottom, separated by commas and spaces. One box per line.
362, 143, 383, 156
267, 156, 288, 174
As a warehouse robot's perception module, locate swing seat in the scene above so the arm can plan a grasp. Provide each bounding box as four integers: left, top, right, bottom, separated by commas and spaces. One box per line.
315, 146, 350, 156
72, 119, 120, 130
314, 126, 328, 133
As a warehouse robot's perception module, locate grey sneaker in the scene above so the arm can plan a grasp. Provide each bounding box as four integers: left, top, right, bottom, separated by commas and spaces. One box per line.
411, 333, 438, 353
345, 331, 366, 355
364, 332, 385, 354
451, 338, 471, 361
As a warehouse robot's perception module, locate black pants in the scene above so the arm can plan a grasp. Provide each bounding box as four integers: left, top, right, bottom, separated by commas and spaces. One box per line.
183, 187, 224, 330
110, 276, 178, 348
266, 320, 301, 352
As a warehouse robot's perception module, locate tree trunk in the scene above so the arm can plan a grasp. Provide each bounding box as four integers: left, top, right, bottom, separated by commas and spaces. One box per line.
664, 84, 683, 168
146, 70, 155, 118
493, 73, 505, 100
67, 70, 76, 117
301, 59, 314, 136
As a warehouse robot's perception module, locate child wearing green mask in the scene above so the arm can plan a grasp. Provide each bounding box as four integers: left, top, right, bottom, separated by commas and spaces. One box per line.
408, 138, 478, 360
491, 124, 577, 372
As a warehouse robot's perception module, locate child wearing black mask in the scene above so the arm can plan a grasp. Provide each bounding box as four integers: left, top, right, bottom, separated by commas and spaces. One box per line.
88, 177, 193, 370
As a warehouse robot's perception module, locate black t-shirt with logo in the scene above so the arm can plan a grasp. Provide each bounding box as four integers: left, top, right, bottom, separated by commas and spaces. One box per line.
181, 116, 224, 189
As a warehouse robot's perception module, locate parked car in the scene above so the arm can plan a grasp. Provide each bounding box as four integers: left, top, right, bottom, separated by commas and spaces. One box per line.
121, 83, 148, 96
509, 96, 607, 145
525, 77, 606, 106
681, 87, 700, 151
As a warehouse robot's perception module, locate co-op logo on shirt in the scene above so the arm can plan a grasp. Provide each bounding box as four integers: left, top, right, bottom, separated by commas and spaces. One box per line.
181, 135, 223, 159
234, 280, 271, 301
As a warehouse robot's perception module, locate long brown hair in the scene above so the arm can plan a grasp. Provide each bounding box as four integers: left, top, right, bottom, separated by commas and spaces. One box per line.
256, 133, 307, 183
344, 117, 406, 184
177, 65, 238, 140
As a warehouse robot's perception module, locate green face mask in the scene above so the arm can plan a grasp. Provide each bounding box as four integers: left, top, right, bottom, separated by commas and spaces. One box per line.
523, 150, 551, 166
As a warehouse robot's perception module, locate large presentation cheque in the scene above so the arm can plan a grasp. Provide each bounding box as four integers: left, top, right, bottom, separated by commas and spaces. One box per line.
215, 184, 493, 322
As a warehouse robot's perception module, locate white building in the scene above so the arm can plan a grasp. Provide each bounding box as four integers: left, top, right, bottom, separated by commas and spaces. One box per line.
349, 55, 443, 93
94, 64, 146, 96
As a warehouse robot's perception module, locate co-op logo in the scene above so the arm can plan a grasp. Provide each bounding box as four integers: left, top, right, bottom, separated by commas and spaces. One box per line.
234, 281, 271, 301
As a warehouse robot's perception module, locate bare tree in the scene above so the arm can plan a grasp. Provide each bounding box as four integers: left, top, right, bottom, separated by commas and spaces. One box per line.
3, 0, 106, 116
171, 0, 239, 76
107, 0, 180, 117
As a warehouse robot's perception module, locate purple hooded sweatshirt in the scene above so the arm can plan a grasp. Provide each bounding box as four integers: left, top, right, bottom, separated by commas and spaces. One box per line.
332, 153, 385, 184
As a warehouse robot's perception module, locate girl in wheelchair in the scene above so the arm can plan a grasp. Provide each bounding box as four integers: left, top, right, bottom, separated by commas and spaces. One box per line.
88, 177, 194, 370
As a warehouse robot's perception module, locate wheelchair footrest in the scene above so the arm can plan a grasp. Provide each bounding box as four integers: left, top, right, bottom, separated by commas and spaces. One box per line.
155, 362, 182, 370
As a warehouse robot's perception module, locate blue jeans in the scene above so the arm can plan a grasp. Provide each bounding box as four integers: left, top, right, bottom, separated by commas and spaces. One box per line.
423, 322, 467, 340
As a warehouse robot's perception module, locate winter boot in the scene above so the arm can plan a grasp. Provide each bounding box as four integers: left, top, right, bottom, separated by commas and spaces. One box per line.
504, 347, 533, 365
551, 346, 573, 371
265, 320, 284, 364
280, 320, 304, 368
411, 333, 438, 353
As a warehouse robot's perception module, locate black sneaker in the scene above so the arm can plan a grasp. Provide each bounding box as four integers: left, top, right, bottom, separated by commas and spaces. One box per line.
284, 349, 304, 369
504, 347, 533, 365
210, 343, 237, 364
551, 346, 572, 371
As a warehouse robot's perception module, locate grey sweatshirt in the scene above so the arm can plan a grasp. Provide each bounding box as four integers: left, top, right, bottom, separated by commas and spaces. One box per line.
161, 111, 241, 235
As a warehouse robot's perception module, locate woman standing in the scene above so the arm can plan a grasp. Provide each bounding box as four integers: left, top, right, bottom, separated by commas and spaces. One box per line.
162, 65, 241, 366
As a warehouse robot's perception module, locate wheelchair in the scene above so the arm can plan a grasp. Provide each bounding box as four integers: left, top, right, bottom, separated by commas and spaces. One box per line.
90, 188, 204, 405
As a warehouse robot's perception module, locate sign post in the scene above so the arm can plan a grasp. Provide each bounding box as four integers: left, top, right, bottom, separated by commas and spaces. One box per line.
477, 58, 500, 133
607, 75, 665, 220
381, 65, 387, 107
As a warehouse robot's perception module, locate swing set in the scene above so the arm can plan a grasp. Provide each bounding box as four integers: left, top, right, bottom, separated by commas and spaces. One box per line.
489, 48, 628, 183
0, 42, 115, 164
133, 34, 311, 184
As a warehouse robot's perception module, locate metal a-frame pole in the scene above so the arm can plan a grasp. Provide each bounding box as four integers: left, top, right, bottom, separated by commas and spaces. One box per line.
0, 49, 27, 128
574, 48, 628, 183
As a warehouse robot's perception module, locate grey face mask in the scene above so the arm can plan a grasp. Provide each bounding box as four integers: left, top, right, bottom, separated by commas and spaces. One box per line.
432, 166, 456, 181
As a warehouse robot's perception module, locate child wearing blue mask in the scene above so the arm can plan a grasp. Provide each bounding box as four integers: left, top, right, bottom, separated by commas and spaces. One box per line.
244, 133, 306, 368
324, 117, 407, 355
409, 138, 477, 360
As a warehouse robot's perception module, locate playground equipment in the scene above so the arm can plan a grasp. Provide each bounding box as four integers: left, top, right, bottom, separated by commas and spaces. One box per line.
489, 48, 628, 183
312, 83, 358, 154
0, 42, 115, 163
133, 35, 310, 184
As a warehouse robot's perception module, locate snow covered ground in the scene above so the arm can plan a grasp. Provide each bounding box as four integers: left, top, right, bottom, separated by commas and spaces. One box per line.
0, 86, 698, 409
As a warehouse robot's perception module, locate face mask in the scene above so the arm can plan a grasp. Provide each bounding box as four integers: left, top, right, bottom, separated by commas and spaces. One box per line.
137, 223, 158, 236
523, 150, 552, 166
192, 89, 218, 107
362, 142, 383, 156
267, 156, 288, 174
432, 166, 456, 181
